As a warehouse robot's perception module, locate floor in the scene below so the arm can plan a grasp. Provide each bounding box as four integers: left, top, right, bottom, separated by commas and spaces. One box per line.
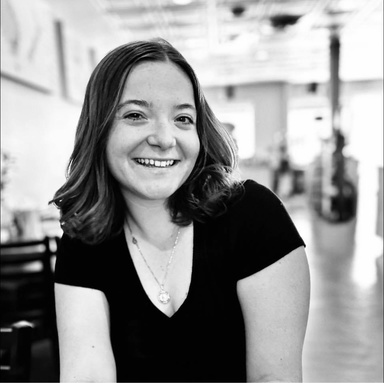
286, 196, 383, 382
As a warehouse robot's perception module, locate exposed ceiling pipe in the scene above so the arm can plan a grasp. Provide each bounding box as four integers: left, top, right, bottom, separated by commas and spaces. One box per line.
329, 28, 341, 133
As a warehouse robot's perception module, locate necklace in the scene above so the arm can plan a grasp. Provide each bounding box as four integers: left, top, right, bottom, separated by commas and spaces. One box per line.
127, 222, 181, 305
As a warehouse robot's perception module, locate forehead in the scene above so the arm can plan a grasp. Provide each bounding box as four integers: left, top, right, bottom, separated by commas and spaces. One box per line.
121, 61, 195, 102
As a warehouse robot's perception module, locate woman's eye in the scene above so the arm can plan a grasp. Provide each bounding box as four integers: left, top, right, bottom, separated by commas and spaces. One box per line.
176, 116, 194, 125
124, 112, 144, 121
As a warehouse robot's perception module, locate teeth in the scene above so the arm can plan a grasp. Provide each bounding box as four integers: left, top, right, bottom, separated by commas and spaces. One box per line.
135, 159, 175, 168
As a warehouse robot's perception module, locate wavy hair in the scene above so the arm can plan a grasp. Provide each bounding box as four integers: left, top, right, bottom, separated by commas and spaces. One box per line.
50, 39, 239, 244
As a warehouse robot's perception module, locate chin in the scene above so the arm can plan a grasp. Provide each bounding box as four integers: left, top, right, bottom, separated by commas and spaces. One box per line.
141, 184, 180, 201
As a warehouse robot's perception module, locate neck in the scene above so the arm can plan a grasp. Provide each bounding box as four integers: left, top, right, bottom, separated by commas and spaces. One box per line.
124, 197, 178, 247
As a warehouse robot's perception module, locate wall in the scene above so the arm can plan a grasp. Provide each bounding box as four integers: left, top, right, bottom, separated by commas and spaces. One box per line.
204, 81, 288, 161
0, 0, 114, 218
1, 77, 81, 211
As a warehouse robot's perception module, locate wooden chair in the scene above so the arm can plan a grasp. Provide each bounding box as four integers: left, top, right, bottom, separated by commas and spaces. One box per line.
0, 320, 34, 382
0, 236, 59, 377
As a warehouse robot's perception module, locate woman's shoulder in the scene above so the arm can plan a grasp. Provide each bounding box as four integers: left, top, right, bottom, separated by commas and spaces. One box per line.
228, 179, 283, 217
201, 179, 284, 232
225, 180, 304, 279
55, 230, 125, 291
57, 230, 124, 258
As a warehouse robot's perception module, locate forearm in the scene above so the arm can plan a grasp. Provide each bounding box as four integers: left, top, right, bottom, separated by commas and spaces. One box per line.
246, 358, 302, 382
60, 356, 116, 383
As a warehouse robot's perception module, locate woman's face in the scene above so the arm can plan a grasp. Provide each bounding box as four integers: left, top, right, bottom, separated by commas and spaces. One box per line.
106, 60, 200, 205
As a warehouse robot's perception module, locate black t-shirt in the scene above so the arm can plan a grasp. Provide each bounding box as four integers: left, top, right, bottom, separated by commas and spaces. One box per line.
55, 180, 305, 382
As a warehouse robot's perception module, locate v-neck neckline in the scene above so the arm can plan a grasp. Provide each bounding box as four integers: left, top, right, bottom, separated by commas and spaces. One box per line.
122, 221, 199, 320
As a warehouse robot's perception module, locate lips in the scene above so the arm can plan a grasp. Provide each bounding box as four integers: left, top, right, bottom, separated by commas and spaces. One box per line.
134, 158, 178, 168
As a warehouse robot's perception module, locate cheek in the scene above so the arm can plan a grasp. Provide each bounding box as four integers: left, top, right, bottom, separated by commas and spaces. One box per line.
106, 127, 126, 157
105, 133, 123, 172
105, 137, 115, 167
189, 134, 201, 163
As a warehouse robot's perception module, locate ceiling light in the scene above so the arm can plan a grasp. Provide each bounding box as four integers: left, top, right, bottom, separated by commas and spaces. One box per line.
270, 14, 302, 30
232, 5, 246, 17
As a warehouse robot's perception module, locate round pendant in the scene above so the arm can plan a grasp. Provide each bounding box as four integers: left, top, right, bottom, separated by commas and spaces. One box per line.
158, 290, 171, 304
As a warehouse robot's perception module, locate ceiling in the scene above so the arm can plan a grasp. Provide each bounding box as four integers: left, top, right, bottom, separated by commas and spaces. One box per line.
50, 0, 383, 86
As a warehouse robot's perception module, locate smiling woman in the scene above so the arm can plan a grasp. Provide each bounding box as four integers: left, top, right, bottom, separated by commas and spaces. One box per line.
51, 39, 237, 245
106, 61, 200, 204
50, 38, 310, 383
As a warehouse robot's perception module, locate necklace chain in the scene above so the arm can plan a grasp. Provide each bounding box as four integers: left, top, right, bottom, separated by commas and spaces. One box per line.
126, 222, 181, 304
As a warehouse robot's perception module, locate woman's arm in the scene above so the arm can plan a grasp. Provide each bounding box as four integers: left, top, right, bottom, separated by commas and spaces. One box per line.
237, 246, 310, 382
55, 283, 116, 382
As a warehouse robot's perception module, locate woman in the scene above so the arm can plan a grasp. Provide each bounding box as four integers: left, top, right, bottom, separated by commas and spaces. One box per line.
52, 39, 310, 382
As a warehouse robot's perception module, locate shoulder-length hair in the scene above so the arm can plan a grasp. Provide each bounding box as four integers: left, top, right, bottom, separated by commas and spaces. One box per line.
50, 38, 239, 245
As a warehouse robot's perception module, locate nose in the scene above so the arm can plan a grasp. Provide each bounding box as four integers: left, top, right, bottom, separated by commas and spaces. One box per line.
147, 120, 176, 150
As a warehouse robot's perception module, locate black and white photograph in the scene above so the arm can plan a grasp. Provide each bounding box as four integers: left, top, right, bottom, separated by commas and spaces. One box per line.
1, 0, 382, 382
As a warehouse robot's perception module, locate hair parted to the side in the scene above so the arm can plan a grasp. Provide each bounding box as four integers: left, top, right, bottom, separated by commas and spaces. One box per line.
50, 38, 240, 245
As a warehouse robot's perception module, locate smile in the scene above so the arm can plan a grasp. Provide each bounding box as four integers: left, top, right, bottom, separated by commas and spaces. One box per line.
134, 158, 178, 168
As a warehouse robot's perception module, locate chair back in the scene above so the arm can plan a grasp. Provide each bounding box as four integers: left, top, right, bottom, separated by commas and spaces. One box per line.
0, 237, 57, 340
0, 320, 34, 382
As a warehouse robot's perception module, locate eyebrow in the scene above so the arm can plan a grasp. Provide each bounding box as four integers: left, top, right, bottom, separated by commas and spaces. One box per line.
117, 100, 196, 113
174, 103, 196, 112
117, 99, 150, 110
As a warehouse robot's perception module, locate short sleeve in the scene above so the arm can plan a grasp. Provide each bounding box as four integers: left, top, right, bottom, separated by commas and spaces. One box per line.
232, 180, 305, 280
54, 233, 106, 292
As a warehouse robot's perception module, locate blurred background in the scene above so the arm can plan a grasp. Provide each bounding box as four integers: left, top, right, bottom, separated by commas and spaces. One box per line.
1, 0, 382, 381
